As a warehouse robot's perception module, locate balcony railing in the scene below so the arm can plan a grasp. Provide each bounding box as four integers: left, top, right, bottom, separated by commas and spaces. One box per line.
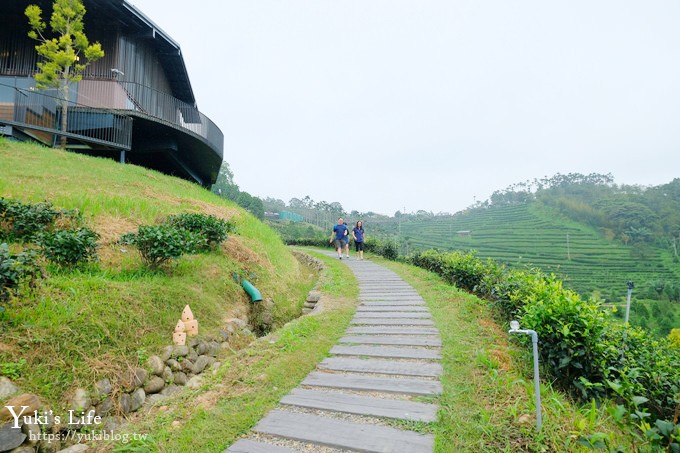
0, 78, 224, 157
76, 79, 223, 156
0, 83, 133, 150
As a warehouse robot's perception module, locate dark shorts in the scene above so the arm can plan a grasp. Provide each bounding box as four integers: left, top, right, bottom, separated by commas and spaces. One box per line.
334, 239, 346, 249
355, 241, 364, 251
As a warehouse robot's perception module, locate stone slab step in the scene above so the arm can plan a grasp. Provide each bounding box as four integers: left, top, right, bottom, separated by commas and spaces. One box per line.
340, 335, 441, 346
225, 438, 302, 453
280, 388, 437, 422
347, 326, 440, 335
360, 300, 425, 306
357, 305, 429, 312
359, 288, 418, 292
253, 410, 434, 452
302, 371, 442, 396
352, 312, 432, 319
359, 290, 420, 294
331, 344, 441, 360
359, 296, 422, 301
319, 357, 442, 377
351, 318, 435, 326
359, 290, 416, 294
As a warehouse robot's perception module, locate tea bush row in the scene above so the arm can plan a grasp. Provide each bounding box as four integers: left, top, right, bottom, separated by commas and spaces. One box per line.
37, 228, 99, 268
0, 198, 99, 284
0, 243, 42, 302
407, 249, 680, 450
0, 198, 81, 241
168, 213, 235, 251
120, 213, 234, 269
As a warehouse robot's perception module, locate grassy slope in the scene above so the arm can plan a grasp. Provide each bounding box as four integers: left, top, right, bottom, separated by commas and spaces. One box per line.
0, 139, 313, 406
113, 250, 359, 452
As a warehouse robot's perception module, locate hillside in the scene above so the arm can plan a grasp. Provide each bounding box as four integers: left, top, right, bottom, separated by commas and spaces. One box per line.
399, 203, 678, 299
0, 139, 316, 408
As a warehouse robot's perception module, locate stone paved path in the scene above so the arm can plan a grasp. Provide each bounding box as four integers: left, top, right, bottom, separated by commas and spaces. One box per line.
226, 255, 441, 453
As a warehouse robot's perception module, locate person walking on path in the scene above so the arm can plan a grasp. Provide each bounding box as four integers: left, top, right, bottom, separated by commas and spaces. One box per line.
344, 225, 351, 259
352, 221, 365, 260
330, 217, 349, 259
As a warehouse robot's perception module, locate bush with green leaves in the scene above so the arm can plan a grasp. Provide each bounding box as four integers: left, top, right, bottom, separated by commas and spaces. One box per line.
364, 238, 399, 260
510, 272, 613, 399
0, 198, 82, 241
407, 247, 680, 449
408, 249, 500, 292
603, 326, 680, 420
670, 329, 680, 348
167, 213, 234, 251
122, 224, 199, 269
408, 249, 446, 274
38, 227, 100, 267
0, 243, 43, 302
1, 199, 58, 240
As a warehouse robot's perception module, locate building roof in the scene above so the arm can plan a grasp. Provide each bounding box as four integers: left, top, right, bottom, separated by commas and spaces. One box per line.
93, 0, 197, 105
5, 0, 197, 105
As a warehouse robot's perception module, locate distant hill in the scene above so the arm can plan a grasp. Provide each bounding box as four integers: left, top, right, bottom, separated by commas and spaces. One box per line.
399, 202, 679, 301
261, 173, 680, 304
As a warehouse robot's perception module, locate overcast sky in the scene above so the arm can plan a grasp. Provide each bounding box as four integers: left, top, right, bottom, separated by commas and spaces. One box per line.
129, 0, 680, 216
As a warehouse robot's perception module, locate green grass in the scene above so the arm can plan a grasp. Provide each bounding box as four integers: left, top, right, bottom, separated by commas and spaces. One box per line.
372, 255, 634, 452
110, 251, 359, 452
0, 140, 316, 407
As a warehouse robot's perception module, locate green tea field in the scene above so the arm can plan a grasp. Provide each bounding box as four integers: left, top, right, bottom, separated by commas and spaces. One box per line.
399, 203, 679, 300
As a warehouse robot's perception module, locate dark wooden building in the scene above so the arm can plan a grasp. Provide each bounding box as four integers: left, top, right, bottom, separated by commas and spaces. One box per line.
0, 0, 223, 186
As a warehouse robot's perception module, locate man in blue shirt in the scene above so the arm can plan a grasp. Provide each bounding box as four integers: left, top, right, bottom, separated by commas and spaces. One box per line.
329, 217, 349, 259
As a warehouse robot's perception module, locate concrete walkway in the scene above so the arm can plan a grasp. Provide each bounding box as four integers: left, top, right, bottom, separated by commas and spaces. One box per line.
226, 255, 441, 452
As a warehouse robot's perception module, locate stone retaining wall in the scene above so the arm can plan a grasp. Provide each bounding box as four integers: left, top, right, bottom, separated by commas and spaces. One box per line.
0, 318, 253, 453
1, 252, 325, 452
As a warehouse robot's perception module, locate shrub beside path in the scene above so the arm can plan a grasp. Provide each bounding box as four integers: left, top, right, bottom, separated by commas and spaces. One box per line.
225, 254, 442, 452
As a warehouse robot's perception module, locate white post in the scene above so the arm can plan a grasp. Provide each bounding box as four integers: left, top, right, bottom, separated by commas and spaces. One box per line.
509, 320, 542, 432
623, 281, 634, 344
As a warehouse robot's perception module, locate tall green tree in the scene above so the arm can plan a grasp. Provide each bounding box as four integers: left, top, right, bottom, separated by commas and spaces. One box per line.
25, 0, 104, 148
211, 162, 238, 197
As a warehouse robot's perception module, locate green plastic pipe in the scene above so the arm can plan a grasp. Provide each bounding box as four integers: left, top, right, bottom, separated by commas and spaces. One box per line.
241, 279, 262, 303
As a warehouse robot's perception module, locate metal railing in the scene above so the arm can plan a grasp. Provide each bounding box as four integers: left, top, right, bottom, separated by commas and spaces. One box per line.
0, 78, 224, 157
0, 83, 133, 149
76, 79, 223, 156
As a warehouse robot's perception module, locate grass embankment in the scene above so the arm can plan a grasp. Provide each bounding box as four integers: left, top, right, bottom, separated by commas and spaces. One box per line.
113, 250, 358, 452
0, 140, 314, 407
373, 256, 628, 452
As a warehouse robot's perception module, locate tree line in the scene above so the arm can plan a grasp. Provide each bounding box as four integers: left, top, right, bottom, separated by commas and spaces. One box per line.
211, 163, 264, 219
482, 172, 680, 255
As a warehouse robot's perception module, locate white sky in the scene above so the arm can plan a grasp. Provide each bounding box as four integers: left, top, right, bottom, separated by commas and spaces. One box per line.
129, 0, 680, 215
